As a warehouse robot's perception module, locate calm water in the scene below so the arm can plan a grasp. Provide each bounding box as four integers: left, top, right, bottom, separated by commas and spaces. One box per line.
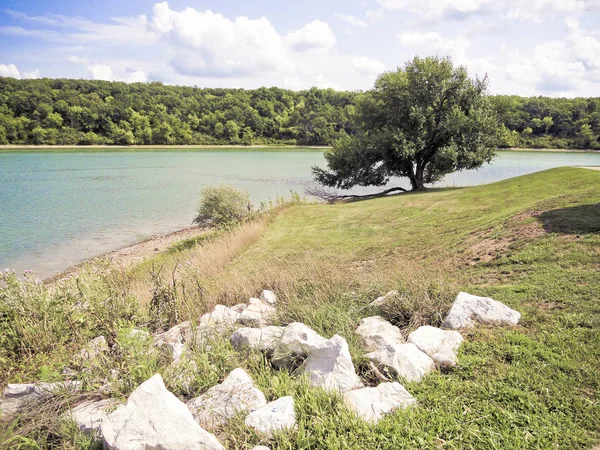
1, 149, 599, 279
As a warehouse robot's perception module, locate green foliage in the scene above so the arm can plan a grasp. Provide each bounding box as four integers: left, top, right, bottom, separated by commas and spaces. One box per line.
314, 56, 501, 191
193, 185, 253, 227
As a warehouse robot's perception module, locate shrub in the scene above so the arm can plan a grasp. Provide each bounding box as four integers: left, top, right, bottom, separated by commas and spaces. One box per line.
193, 185, 253, 227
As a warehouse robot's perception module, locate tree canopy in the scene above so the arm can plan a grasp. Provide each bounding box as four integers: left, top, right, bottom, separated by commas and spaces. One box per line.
313, 57, 501, 191
0, 75, 598, 149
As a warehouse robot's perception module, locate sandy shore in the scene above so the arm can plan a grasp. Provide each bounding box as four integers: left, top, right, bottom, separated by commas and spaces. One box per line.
45, 226, 207, 284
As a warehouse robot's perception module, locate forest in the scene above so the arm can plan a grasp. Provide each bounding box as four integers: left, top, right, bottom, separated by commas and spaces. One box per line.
0, 77, 599, 149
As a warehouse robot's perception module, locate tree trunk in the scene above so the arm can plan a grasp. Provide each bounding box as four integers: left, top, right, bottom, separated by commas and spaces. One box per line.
410, 162, 426, 191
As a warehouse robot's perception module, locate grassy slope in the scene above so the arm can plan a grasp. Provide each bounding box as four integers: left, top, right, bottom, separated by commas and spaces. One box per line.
200, 167, 599, 449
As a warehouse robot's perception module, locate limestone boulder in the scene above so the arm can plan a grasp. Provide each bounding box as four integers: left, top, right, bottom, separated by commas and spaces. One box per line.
407, 326, 463, 367
300, 335, 363, 393
101, 374, 223, 450
271, 323, 328, 368
259, 290, 278, 306
187, 368, 266, 430
370, 290, 399, 308
68, 398, 117, 436
355, 316, 404, 351
192, 305, 242, 345
244, 396, 296, 436
230, 326, 284, 352
236, 298, 276, 328
366, 343, 435, 382
343, 382, 416, 423
443, 292, 521, 329
1, 381, 82, 417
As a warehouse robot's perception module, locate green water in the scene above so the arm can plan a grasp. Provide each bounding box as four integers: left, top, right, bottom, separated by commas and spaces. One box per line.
1, 149, 599, 279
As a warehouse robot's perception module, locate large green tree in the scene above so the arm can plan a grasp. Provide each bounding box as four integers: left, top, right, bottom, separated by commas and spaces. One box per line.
313, 56, 501, 191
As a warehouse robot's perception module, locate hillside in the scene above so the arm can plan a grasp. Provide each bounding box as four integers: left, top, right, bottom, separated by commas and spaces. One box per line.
1, 167, 599, 448
1, 77, 599, 149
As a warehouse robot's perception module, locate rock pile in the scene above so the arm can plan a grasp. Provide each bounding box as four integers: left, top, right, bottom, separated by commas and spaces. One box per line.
0, 290, 521, 448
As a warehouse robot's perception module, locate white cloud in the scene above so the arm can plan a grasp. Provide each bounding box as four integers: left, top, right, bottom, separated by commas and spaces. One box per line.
66, 55, 89, 64
352, 56, 385, 74
150, 2, 293, 76
379, 0, 492, 19
88, 64, 113, 80
0, 63, 21, 78
22, 69, 41, 79
397, 32, 471, 61
124, 69, 148, 83
286, 19, 336, 52
336, 10, 383, 28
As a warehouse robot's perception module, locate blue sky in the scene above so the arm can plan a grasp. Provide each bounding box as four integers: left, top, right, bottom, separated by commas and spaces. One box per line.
1, 0, 600, 96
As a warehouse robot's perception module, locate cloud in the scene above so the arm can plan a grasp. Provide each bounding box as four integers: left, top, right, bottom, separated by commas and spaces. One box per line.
22, 69, 41, 79
286, 19, 336, 52
124, 69, 148, 83
88, 64, 113, 80
352, 57, 385, 74
150, 2, 294, 76
336, 10, 383, 28
379, 0, 492, 19
0, 63, 21, 78
66, 55, 88, 64
397, 31, 471, 60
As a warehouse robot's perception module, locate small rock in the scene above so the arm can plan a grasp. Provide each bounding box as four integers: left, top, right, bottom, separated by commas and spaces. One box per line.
244, 396, 296, 436
370, 291, 399, 308
407, 326, 463, 367
1, 381, 82, 417
187, 368, 266, 430
271, 323, 328, 368
231, 303, 248, 314
355, 316, 404, 351
252, 447, 270, 450
236, 298, 276, 328
343, 382, 417, 423
259, 290, 278, 306
230, 326, 285, 352
442, 292, 521, 329
79, 336, 109, 362
69, 398, 117, 436
101, 374, 223, 450
199, 305, 241, 328
300, 335, 363, 393
366, 343, 435, 382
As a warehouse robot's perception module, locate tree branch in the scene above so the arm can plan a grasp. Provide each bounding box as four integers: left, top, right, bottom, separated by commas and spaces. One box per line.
306, 185, 408, 203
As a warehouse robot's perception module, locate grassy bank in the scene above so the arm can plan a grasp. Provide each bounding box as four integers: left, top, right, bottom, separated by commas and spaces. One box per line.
1, 167, 599, 449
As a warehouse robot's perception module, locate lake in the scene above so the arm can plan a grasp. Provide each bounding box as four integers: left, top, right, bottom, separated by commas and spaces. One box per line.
1, 149, 599, 279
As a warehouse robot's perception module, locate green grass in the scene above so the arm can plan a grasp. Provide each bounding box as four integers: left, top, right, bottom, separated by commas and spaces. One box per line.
1, 167, 599, 449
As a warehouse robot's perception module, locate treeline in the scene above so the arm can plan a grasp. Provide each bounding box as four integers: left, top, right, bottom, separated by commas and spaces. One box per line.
0, 77, 599, 149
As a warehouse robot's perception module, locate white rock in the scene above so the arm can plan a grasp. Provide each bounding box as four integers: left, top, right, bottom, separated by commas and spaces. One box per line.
260, 290, 278, 306
69, 398, 116, 435
231, 303, 248, 314
407, 326, 463, 367
230, 326, 285, 352
187, 368, 266, 430
343, 382, 417, 423
244, 396, 296, 436
366, 343, 435, 382
1, 381, 82, 417
101, 374, 223, 450
252, 447, 270, 450
236, 298, 276, 328
271, 323, 328, 368
355, 316, 404, 351
300, 335, 363, 393
79, 336, 109, 361
443, 292, 521, 329
370, 291, 399, 308
200, 305, 241, 328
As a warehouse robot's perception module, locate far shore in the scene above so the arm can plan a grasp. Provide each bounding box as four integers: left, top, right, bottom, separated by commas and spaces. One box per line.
0, 144, 597, 153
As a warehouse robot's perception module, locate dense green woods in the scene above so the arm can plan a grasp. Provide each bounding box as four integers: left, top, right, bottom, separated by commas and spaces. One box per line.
0, 77, 599, 149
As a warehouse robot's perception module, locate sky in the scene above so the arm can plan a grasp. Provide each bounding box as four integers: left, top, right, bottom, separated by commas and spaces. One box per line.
0, 0, 599, 97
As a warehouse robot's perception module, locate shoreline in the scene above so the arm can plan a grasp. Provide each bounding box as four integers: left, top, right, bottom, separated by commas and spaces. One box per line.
44, 225, 208, 285
0, 145, 597, 153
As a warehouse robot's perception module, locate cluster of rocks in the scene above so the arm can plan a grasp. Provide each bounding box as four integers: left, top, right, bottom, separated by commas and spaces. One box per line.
0, 290, 521, 448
